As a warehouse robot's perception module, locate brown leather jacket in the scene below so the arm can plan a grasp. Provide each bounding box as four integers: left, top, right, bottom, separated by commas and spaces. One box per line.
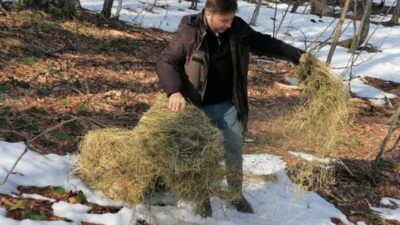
156, 11, 304, 131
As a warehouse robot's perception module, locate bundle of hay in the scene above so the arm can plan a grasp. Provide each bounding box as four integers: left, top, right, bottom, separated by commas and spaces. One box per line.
75, 95, 228, 205
131, 95, 228, 204
287, 55, 350, 153
278, 56, 350, 191
75, 128, 159, 203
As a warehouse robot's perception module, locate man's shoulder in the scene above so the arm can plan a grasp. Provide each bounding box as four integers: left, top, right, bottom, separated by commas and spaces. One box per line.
179, 13, 203, 28
232, 16, 251, 34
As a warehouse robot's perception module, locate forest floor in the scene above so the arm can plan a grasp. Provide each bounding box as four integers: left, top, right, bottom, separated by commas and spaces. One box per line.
0, 8, 399, 225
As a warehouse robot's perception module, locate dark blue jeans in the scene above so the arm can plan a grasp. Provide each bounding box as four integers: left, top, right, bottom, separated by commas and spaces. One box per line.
201, 101, 243, 195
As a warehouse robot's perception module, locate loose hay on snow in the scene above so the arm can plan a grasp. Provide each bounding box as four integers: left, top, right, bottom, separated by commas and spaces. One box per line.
287, 159, 334, 191
75, 95, 231, 205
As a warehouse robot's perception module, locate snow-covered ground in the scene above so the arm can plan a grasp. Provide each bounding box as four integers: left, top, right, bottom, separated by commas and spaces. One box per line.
0, 140, 356, 225
1, 0, 399, 224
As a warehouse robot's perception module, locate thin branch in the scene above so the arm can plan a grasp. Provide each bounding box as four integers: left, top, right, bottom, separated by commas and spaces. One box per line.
0, 0, 9, 17
0, 129, 28, 141
28, 117, 78, 145
336, 158, 354, 177
374, 105, 400, 164
341, 1, 396, 77
308, 17, 338, 52
387, 134, 400, 152
275, 2, 291, 36
0, 117, 79, 186
326, 0, 351, 64
284, 26, 308, 51
0, 146, 28, 185
272, 1, 278, 38
114, 0, 123, 19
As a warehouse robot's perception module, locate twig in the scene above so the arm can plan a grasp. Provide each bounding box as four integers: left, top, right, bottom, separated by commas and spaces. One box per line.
89, 118, 107, 128
284, 26, 308, 51
0, 129, 28, 141
326, 0, 351, 64
28, 117, 78, 144
0, 3, 9, 17
387, 133, 400, 153
336, 158, 354, 177
374, 105, 400, 165
341, 1, 396, 77
0, 117, 79, 186
272, 1, 278, 38
275, 2, 291, 36
0, 146, 27, 185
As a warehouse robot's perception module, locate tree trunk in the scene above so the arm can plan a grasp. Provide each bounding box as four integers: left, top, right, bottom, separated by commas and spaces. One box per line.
101, 0, 114, 18
291, 0, 300, 13
310, 0, 333, 17
250, 0, 261, 26
349, 0, 372, 52
389, 0, 400, 24
326, 0, 351, 64
114, 0, 123, 18
336, 0, 372, 50
189, 0, 198, 10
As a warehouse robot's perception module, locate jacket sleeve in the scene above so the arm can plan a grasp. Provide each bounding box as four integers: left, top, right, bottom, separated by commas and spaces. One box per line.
156, 20, 188, 95
241, 20, 305, 64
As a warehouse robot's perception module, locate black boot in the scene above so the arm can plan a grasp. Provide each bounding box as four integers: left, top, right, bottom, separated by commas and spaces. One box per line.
196, 198, 212, 218
231, 194, 254, 214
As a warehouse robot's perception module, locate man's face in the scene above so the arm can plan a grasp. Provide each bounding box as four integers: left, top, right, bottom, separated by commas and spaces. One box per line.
205, 10, 235, 34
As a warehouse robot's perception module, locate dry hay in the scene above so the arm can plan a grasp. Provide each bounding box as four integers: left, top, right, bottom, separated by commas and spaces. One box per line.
287, 159, 334, 191
287, 55, 350, 154
274, 56, 350, 190
75, 127, 158, 203
75, 95, 230, 205
132, 95, 230, 204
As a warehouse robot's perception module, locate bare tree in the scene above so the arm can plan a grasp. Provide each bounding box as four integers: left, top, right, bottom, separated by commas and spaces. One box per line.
250, 0, 262, 26
275, 3, 291, 36
291, 0, 301, 13
374, 105, 400, 166
310, 0, 334, 17
389, 0, 400, 24
272, 1, 278, 37
114, 0, 123, 19
350, 0, 372, 52
326, 0, 351, 64
102, 0, 114, 18
189, 0, 198, 10
337, 0, 372, 52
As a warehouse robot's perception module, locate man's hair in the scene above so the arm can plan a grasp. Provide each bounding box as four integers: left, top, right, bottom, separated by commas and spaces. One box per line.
205, 0, 238, 13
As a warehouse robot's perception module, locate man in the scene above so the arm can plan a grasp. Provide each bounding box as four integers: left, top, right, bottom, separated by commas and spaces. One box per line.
156, 0, 307, 217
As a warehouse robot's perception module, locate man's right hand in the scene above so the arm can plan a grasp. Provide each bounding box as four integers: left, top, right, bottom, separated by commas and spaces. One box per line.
168, 92, 186, 112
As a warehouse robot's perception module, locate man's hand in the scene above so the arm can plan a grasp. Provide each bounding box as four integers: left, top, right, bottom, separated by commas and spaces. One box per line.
169, 92, 186, 112
299, 53, 309, 64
